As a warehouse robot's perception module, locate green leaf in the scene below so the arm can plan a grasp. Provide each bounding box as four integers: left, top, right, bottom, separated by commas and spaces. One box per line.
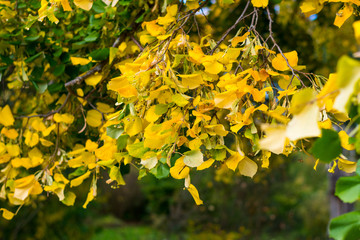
222, 0, 234, 4
116, 135, 129, 150
89, 48, 109, 61
356, 160, 360, 176
85, 32, 99, 42
31, 80, 47, 94
53, 64, 65, 77
106, 125, 124, 139
24, 35, 40, 42
25, 52, 43, 63
109, 166, 125, 186
150, 164, 170, 179
126, 142, 149, 158
68, 167, 87, 179
154, 104, 168, 115
311, 129, 342, 163
172, 94, 189, 107
329, 211, 360, 240
335, 176, 360, 203
183, 150, 204, 167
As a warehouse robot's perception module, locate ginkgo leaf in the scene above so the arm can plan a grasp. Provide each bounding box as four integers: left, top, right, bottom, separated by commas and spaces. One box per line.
73, 0, 93, 11
85, 74, 102, 87
0, 208, 14, 220
109, 166, 126, 185
60, 0, 72, 11
0, 105, 15, 126
70, 171, 91, 187
334, 4, 353, 28
183, 150, 204, 167
61, 191, 76, 206
83, 188, 95, 208
286, 102, 321, 141
339, 131, 355, 150
333, 56, 360, 113
238, 157, 258, 178
272, 51, 298, 71
1, 128, 18, 139
54, 113, 74, 124
179, 74, 204, 89
251, 0, 268, 8
259, 125, 287, 154
197, 158, 215, 170
338, 158, 357, 173
6, 144, 20, 157
225, 152, 244, 171
70, 57, 91, 65
86, 110, 102, 127
202, 61, 223, 75
231, 32, 250, 47
24, 131, 39, 147
187, 184, 203, 205
170, 156, 190, 179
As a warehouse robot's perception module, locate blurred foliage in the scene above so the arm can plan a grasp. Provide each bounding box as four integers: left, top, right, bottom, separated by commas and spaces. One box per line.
1, 154, 330, 239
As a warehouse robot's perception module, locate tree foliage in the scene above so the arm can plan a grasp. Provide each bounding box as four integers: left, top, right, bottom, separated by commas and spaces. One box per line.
1, 0, 360, 238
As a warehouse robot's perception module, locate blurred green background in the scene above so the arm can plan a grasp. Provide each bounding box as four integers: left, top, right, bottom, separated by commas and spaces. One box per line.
1, 154, 330, 240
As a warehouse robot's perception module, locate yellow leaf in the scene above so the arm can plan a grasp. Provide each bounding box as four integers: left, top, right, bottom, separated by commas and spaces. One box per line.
172, 94, 189, 107
85, 139, 98, 152
95, 142, 116, 160
61, 191, 76, 206
353, 21, 360, 43
170, 156, 190, 179
70, 57, 91, 65
231, 32, 250, 47
272, 51, 298, 71
6, 144, 20, 157
107, 76, 138, 98
85, 74, 102, 87
83, 188, 95, 208
286, 102, 321, 141
179, 73, 204, 89
187, 184, 203, 205
73, 0, 93, 11
300, 0, 323, 16
0, 208, 14, 220
197, 158, 215, 170
338, 130, 355, 150
31, 118, 46, 132
86, 110, 102, 127
123, 116, 143, 136
54, 113, 74, 124
225, 152, 244, 171
24, 131, 39, 147
70, 171, 91, 187
204, 124, 228, 136
259, 125, 287, 154
251, 0, 268, 8
334, 4, 353, 28
0, 105, 15, 126
338, 158, 357, 173
238, 157, 258, 178
11, 157, 33, 169
60, 0, 72, 11
40, 138, 54, 147
145, 106, 161, 123
202, 61, 223, 75
96, 103, 114, 113
0, 154, 11, 164
143, 20, 165, 36
14, 175, 42, 201
214, 89, 238, 109
1, 128, 18, 139
42, 124, 56, 137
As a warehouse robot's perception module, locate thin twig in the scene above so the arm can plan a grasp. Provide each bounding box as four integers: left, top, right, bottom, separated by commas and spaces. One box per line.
15, 93, 71, 119
210, 0, 251, 55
